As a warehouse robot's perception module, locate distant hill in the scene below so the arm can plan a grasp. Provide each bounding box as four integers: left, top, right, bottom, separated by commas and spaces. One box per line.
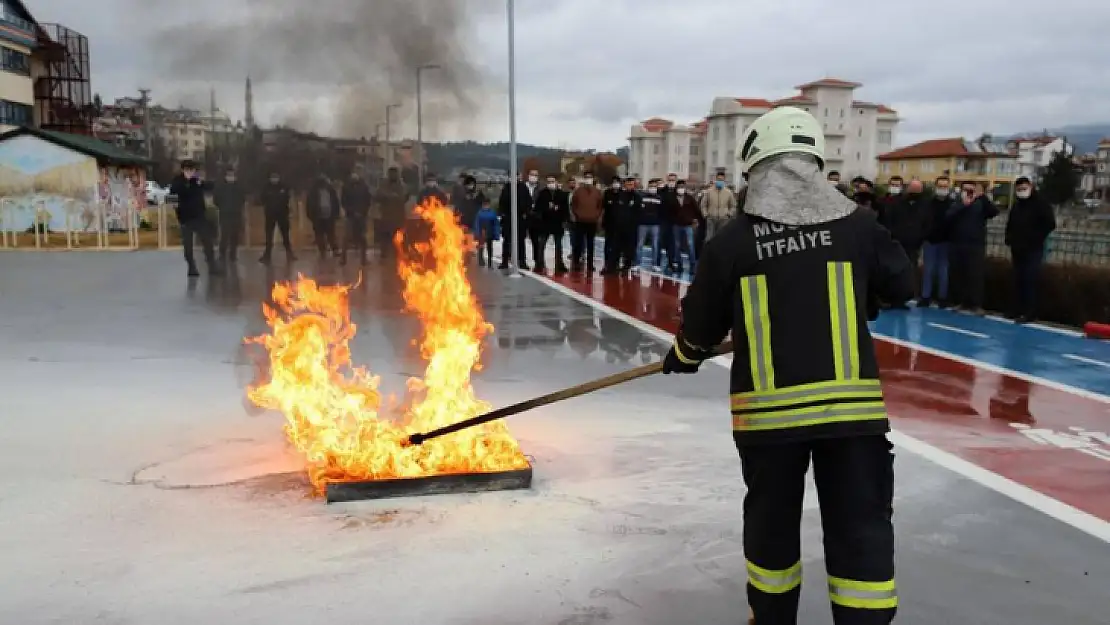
1005, 123, 1110, 155
425, 141, 564, 176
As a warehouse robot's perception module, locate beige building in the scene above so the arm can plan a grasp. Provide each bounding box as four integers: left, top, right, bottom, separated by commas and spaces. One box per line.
627, 117, 707, 182
703, 78, 899, 185
0, 1, 38, 132
154, 106, 245, 163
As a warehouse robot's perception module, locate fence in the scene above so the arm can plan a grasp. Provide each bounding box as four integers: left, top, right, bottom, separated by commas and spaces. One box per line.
985, 223, 1110, 266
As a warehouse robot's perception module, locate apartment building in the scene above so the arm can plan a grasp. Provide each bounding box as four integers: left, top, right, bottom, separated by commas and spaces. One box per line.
1008, 135, 1073, 180
151, 105, 245, 163
702, 78, 898, 186
876, 137, 1019, 194
0, 0, 37, 132
1095, 138, 1110, 200
627, 117, 706, 182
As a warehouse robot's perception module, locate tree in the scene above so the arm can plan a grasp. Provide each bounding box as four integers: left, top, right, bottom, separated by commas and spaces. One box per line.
92, 93, 103, 114
1039, 151, 1078, 205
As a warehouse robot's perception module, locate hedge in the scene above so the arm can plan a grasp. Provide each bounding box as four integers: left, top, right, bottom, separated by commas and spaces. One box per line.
981, 258, 1110, 326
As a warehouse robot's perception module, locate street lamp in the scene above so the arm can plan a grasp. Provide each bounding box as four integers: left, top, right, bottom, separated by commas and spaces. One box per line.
506, 0, 520, 277
416, 63, 440, 181
384, 103, 401, 170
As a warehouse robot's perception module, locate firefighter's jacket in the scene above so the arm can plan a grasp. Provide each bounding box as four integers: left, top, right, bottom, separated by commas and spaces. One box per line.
674, 209, 914, 444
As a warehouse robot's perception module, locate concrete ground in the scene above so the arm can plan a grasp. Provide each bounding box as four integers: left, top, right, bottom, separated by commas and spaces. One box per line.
0, 251, 1106, 625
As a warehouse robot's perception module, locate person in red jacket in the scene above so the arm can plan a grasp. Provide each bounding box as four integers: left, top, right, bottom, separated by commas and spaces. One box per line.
671, 179, 704, 275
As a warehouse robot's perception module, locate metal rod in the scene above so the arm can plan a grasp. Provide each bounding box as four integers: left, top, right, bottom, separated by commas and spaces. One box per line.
416, 68, 422, 182
507, 0, 520, 277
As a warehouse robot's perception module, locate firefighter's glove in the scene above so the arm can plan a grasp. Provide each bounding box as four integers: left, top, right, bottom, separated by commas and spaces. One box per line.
662, 344, 702, 374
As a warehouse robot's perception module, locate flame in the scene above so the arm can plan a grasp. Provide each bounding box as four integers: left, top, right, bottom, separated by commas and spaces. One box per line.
247, 197, 528, 493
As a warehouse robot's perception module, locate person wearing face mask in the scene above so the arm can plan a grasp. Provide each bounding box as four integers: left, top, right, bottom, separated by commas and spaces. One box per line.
498, 169, 539, 270
637, 178, 664, 269
376, 167, 408, 260
601, 176, 623, 272
570, 170, 603, 273
563, 177, 579, 267
671, 179, 704, 276
532, 174, 570, 274
340, 169, 373, 266
852, 180, 878, 214
919, 176, 954, 308
944, 182, 999, 315
214, 167, 245, 265
699, 170, 737, 240
306, 173, 342, 260
657, 173, 680, 272
604, 176, 642, 275
169, 159, 218, 276
454, 175, 486, 239
880, 179, 931, 308
877, 175, 903, 226
827, 170, 849, 196
258, 170, 296, 264
1004, 176, 1056, 322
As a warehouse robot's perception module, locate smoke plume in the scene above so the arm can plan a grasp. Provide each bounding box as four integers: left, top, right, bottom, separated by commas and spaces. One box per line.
133, 0, 496, 139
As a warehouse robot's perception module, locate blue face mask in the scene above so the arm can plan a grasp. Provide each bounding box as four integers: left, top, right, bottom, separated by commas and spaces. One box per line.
715, 181, 725, 189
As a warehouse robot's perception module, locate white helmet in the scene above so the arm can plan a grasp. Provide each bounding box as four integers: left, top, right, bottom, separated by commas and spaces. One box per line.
737, 106, 825, 172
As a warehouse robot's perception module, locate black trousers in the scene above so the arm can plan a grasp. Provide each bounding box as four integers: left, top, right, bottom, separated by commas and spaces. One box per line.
180, 218, 216, 270
1010, 246, 1043, 317
476, 237, 495, 266
894, 243, 921, 300
499, 214, 531, 268
739, 435, 896, 625
604, 222, 637, 271
217, 213, 241, 261
262, 211, 294, 258
694, 219, 707, 260
571, 222, 598, 270
948, 242, 986, 309
533, 226, 565, 271
344, 215, 369, 260
313, 218, 339, 255
602, 220, 614, 268
657, 221, 676, 268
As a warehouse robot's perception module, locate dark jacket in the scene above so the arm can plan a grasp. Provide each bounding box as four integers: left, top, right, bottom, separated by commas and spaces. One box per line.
945, 195, 999, 245
674, 208, 913, 445
925, 192, 953, 243
260, 181, 291, 216
881, 192, 931, 251
658, 186, 679, 223
455, 188, 486, 231
672, 193, 704, 227
169, 174, 209, 224
639, 191, 664, 226
611, 189, 641, 227
417, 185, 449, 207
1004, 191, 1056, 253
602, 188, 621, 227
497, 181, 538, 225
534, 186, 570, 231
306, 179, 341, 221
212, 181, 245, 220
341, 178, 372, 219
377, 179, 408, 226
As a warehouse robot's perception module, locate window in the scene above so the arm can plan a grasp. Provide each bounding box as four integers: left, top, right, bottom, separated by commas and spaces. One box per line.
858, 127, 862, 137
878, 130, 892, 144
859, 109, 864, 115
899, 162, 906, 173
0, 3, 35, 31
824, 108, 828, 117
1098, 163, 1106, 172
727, 124, 736, 140
856, 152, 861, 161
652, 143, 659, 154
0, 46, 29, 75
689, 145, 699, 156
881, 163, 890, 173
838, 123, 843, 131
712, 126, 719, 140
839, 109, 845, 118
0, 99, 32, 126
836, 147, 842, 156
726, 149, 735, 163
193, 129, 202, 136
711, 149, 719, 164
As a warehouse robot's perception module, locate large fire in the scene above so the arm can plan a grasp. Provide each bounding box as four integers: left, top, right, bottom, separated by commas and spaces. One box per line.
247, 198, 528, 493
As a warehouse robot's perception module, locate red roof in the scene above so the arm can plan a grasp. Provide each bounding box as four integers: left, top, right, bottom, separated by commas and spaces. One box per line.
1099, 137, 1110, 146
795, 78, 862, 90
734, 98, 772, 108
877, 105, 897, 114
773, 95, 816, 106
640, 117, 673, 132
878, 138, 967, 160
691, 119, 708, 133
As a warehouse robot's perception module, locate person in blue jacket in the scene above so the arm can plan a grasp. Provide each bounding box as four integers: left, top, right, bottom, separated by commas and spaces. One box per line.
472, 197, 501, 267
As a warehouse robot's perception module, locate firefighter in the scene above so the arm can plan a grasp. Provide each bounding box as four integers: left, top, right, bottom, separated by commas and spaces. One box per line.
662, 106, 914, 625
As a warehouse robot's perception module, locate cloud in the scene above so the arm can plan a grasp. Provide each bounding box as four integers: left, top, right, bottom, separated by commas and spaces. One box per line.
26, 0, 1110, 151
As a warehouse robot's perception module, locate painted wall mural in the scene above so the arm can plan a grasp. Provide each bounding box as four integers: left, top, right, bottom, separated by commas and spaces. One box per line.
0, 135, 146, 234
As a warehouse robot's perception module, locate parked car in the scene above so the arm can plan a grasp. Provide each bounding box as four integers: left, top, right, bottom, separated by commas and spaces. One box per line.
145, 181, 170, 205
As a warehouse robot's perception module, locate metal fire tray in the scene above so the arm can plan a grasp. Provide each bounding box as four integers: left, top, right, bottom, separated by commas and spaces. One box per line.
324, 463, 533, 504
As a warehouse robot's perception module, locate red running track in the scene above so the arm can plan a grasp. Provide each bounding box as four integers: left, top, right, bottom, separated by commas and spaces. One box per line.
546, 270, 1110, 525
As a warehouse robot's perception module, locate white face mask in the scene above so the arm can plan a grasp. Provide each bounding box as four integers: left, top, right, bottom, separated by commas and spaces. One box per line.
611, 182, 620, 189
935, 187, 949, 197
889, 186, 902, 195
584, 178, 593, 185
547, 182, 557, 190
527, 175, 538, 184
1016, 189, 1031, 199
646, 187, 657, 194
829, 179, 839, 185
666, 181, 675, 188
677, 188, 686, 195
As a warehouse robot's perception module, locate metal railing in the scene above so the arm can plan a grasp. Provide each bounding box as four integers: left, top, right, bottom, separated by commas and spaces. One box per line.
985, 223, 1110, 266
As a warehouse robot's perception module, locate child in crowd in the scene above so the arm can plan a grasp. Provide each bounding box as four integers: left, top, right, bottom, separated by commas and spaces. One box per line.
472, 197, 501, 267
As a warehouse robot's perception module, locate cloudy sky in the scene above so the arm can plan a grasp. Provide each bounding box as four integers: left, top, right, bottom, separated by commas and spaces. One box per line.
26, 0, 1109, 150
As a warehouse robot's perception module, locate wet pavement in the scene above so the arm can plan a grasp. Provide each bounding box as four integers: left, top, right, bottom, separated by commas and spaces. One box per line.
0, 250, 1108, 624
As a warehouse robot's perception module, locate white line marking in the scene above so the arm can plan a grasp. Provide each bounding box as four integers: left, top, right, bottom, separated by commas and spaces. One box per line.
980, 313, 1088, 337
515, 266, 1110, 544
926, 322, 990, 339
627, 266, 1110, 405
1063, 353, 1110, 369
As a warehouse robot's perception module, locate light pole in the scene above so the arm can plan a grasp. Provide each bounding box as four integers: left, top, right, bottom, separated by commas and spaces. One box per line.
384, 103, 401, 170
506, 0, 520, 277
416, 63, 440, 181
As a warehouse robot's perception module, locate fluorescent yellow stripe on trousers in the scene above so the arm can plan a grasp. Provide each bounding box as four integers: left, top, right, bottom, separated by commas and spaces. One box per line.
747, 560, 802, 594
828, 576, 898, 610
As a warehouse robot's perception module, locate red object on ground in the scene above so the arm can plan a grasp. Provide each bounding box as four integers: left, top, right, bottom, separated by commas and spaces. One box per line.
1084, 322, 1110, 339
